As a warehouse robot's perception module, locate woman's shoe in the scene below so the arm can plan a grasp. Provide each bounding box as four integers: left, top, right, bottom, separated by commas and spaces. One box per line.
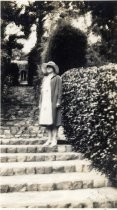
50, 140, 57, 147
43, 140, 51, 146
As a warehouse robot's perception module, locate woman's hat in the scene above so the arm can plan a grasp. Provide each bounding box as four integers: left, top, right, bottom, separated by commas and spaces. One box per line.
42, 61, 59, 74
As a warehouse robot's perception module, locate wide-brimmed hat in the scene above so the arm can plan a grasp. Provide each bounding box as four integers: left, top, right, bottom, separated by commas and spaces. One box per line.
41, 61, 59, 74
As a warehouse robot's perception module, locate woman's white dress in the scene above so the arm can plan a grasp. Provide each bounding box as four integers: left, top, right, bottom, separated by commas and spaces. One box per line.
39, 74, 53, 125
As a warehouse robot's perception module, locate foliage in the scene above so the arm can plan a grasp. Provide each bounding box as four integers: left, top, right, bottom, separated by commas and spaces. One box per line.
1, 50, 13, 102
1, 1, 116, 95
1, 49, 10, 101
62, 63, 117, 180
1, 75, 13, 103
86, 43, 106, 67
33, 65, 43, 105
8, 63, 19, 86
28, 48, 41, 86
1, 2, 22, 99
45, 23, 87, 74
25, 1, 56, 83
1, 1, 116, 61
1, 2, 24, 50
42, 1, 116, 64
84, 1, 117, 62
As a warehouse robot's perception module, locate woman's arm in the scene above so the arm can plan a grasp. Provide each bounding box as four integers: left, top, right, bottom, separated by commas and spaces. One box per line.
56, 76, 62, 108
39, 83, 43, 108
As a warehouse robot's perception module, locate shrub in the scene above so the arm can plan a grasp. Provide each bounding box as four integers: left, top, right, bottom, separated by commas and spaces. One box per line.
1, 50, 12, 102
62, 63, 117, 181
33, 65, 43, 106
28, 47, 41, 86
45, 22, 87, 75
8, 63, 19, 86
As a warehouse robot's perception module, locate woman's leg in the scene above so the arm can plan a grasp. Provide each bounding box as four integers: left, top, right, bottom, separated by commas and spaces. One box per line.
50, 127, 58, 146
52, 127, 58, 141
43, 126, 52, 146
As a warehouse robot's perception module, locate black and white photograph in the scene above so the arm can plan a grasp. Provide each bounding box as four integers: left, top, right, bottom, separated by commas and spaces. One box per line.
0, 0, 117, 208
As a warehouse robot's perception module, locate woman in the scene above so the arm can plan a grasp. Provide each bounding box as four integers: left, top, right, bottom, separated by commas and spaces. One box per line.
39, 61, 62, 147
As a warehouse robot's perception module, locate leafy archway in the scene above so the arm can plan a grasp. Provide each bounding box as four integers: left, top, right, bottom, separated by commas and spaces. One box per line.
45, 23, 87, 75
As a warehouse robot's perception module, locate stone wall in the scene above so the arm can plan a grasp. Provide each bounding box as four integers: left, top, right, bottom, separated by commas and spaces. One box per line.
1, 86, 40, 138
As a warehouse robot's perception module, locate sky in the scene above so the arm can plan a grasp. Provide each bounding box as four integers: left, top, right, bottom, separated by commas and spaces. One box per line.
15, 0, 35, 7
17, 24, 37, 54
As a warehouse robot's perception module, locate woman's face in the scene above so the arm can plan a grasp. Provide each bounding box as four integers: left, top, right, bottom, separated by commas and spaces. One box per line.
46, 66, 54, 74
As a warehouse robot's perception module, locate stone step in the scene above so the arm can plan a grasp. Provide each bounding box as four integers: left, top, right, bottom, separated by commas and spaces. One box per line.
0, 138, 47, 145
0, 187, 116, 207
0, 134, 45, 139
0, 144, 72, 153
0, 160, 92, 176
0, 138, 67, 145
0, 171, 110, 193
0, 152, 82, 162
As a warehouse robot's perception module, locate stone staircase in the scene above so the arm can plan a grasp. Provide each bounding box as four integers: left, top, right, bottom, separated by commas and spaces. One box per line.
0, 139, 117, 208
0, 86, 117, 208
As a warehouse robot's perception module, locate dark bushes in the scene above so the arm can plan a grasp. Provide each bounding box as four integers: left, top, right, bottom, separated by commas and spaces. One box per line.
45, 23, 87, 75
28, 48, 41, 86
1, 50, 12, 102
62, 63, 117, 180
8, 63, 19, 86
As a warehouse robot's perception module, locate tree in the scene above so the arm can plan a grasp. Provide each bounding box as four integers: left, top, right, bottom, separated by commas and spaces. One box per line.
1, 1, 116, 87
45, 23, 87, 74
82, 1, 117, 62
27, 1, 56, 84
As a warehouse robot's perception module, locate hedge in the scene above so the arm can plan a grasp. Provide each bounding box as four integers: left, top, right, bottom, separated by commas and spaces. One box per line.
45, 23, 87, 75
62, 63, 117, 181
